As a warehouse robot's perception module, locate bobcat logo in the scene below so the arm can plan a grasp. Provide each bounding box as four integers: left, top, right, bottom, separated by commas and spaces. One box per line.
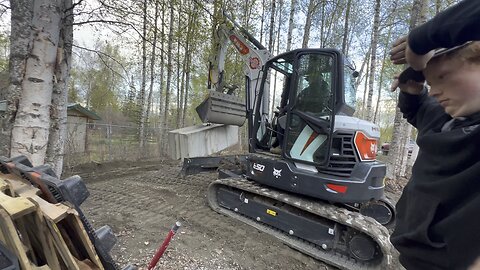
273, 168, 282, 179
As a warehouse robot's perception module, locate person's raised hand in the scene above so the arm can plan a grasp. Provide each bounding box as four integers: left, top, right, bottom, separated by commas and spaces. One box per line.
390, 75, 424, 95
390, 35, 435, 71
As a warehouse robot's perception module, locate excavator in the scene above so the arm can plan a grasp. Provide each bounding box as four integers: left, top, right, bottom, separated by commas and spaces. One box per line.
183, 13, 400, 270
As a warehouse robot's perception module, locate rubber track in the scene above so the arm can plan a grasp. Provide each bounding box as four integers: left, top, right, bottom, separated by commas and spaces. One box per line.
207, 178, 402, 270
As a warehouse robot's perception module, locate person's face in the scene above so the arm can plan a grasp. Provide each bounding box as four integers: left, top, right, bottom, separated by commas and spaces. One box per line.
423, 56, 480, 118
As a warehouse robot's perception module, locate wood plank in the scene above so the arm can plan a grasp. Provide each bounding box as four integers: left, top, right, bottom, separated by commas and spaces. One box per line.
0, 178, 10, 193
9, 179, 67, 222
28, 204, 62, 270
74, 258, 101, 270
66, 211, 104, 270
27, 194, 68, 223
58, 222, 82, 259
0, 192, 36, 219
16, 217, 38, 264
6, 174, 41, 198
44, 218, 80, 270
0, 209, 33, 270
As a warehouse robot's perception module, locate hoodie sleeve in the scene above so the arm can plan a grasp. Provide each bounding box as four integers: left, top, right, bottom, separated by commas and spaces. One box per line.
398, 88, 443, 130
408, 0, 480, 55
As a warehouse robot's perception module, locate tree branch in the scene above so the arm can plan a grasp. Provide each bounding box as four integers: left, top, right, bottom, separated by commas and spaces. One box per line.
72, 44, 130, 84
72, 19, 132, 26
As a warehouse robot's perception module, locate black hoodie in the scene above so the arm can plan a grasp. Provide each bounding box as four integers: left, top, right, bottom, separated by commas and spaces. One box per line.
391, 1, 480, 268
392, 89, 480, 269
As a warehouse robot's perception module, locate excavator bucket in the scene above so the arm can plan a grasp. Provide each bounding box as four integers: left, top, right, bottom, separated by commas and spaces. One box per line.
196, 91, 246, 126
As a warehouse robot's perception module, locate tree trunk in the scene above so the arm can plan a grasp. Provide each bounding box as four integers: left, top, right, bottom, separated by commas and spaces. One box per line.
319, 1, 326, 47
146, 0, 159, 132
373, 12, 394, 124
388, 0, 428, 179
46, 0, 73, 177
138, 0, 148, 149
162, 2, 175, 149
355, 45, 371, 89
176, 2, 183, 129
323, 1, 341, 47
361, 50, 370, 118
268, 0, 276, 52
182, 5, 197, 127
341, 0, 352, 55
366, 0, 381, 122
182, 51, 191, 127
373, 49, 388, 124
302, 0, 317, 48
260, 0, 266, 44
386, 101, 404, 179
271, 0, 283, 115
286, 0, 296, 51
158, 1, 166, 152
3, 0, 34, 156
10, 0, 62, 166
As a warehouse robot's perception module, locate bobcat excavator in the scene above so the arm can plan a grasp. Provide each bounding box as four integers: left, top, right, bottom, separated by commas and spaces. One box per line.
183, 13, 399, 270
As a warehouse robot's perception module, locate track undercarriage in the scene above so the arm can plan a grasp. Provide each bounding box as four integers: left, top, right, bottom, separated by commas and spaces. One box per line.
207, 177, 400, 270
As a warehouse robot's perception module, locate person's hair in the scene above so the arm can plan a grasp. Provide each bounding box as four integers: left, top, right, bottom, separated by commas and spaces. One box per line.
443, 41, 480, 64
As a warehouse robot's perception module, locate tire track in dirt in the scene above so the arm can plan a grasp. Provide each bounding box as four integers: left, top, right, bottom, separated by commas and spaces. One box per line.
80, 161, 332, 270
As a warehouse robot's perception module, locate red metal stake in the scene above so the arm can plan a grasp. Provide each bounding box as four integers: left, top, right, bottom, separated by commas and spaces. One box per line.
147, 221, 182, 270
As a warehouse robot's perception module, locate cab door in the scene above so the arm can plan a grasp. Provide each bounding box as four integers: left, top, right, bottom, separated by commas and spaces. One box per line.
283, 52, 337, 167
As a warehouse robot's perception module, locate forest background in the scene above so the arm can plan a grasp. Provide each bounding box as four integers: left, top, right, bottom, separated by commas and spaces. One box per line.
0, 0, 460, 178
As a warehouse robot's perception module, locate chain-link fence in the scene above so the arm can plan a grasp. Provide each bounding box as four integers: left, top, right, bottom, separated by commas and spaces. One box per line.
63, 121, 167, 168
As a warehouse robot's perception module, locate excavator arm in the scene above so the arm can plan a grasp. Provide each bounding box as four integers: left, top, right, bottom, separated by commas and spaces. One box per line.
196, 13, 272, 126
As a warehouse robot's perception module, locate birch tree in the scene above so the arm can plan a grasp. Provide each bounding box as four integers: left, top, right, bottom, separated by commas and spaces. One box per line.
365, 0, 381, 122
286, 0, 295, 51
162, 1, 174, 149
146, 0, 159, 127
388, 0, 428, 179
10, 0, 63, 166
138, 0, 148, 149
2, 0, 33, 155
302, 0, 319, 48
341, 0, 352, 55
46, 0, 74, 176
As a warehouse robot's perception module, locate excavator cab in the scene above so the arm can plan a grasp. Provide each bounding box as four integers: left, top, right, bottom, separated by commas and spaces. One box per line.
251, 49, 356, 167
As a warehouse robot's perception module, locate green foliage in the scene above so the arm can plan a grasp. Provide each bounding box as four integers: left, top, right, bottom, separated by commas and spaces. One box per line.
71, 42, 126, 115
0, 32, 9, 72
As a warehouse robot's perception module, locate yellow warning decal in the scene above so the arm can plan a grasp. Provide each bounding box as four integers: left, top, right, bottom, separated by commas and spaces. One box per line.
266, 209, 277, 216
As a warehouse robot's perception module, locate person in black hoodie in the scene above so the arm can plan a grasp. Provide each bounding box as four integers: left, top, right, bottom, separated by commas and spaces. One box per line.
388, 0, 480, 269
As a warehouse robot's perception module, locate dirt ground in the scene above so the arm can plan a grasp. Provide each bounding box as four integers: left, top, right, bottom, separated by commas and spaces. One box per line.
74, 159, 335, 270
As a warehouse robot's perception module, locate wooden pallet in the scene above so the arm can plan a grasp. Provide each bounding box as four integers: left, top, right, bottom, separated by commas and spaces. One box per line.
0, 174, 104, 270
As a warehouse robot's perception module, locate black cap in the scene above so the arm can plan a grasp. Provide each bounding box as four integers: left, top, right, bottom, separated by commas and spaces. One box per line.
398, 42, 473, 84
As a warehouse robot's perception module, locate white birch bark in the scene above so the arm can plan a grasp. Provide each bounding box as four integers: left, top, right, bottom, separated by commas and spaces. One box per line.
46, 0, 73, 177
10, 0, 62, 166
3, 0, 34, 156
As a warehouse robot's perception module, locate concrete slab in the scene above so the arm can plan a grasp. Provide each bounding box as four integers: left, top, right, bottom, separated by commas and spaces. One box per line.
168, 124, 239, 160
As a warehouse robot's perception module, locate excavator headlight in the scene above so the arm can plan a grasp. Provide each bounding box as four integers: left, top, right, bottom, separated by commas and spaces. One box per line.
354, 131, 378, 161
